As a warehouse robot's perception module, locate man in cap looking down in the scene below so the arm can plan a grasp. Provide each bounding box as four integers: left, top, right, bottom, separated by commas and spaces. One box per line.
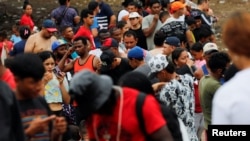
99, 49, 132, 84
69, 70, 174, 141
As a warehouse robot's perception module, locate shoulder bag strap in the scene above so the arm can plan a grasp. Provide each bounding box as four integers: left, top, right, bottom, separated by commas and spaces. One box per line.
136, 92, 151, 141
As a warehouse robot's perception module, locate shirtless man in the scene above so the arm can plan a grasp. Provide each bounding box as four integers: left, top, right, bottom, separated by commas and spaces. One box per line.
24, 19, 57, 53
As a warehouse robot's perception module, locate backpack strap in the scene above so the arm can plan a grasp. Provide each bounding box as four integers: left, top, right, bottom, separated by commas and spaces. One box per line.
136, 92, 151, 141
61, 7, 69, 20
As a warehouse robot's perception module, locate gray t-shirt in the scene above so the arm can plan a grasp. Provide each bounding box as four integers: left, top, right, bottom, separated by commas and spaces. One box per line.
142, 15, 162, 50
133, 64, 151, 76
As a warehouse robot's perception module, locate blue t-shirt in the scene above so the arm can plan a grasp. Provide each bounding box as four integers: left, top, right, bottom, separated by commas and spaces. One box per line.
91, 17, 101, 48
10, 34, 21, 45
96, 2, 114, 29
9, 40, 26, 56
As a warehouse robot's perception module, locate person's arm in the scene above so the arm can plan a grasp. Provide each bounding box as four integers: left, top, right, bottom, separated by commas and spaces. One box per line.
58, 48, 75, 72
91, 17, 99, 38
93, 56, 101, 72
25, 115, 56, 137
142, 14, 159, 37
57, 72, 70, 104
150, 126, 174, 141
186, 29, 195, 48
143, 95, 174, 141
74, 16, 81, 25
24, 35, 35, 53
109, 15, 117, 27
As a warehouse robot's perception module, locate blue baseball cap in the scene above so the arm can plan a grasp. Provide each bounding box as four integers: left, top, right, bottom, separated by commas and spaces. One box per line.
165, 36, 180, 47
42, 19, 57, 32
127, 46, 144, 60
51, 39, 68, 51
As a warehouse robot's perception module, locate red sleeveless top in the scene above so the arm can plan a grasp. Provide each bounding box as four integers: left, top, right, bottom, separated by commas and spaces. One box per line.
74, 54, 95, 73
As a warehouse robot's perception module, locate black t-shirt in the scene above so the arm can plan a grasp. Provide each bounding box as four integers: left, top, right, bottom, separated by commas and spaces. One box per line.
100, 58, 133, 85
160, 21, 187, 43
0, 81, 25, 141
190, 9, 213, 28
18, 96, 52, 141
193, 24, 213, 42
129, 27, 148, 50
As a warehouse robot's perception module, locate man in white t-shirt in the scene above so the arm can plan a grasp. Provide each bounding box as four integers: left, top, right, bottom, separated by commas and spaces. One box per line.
142, 0, 162, 50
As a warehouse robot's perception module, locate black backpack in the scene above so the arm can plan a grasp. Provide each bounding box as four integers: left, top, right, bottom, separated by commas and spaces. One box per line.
136, 92, 183, 141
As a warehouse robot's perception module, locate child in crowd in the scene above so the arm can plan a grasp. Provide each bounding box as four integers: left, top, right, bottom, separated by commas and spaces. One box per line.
10, 25, 22, 44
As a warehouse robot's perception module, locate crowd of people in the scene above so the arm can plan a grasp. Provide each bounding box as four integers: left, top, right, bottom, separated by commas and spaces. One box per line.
0, 0, 249, 141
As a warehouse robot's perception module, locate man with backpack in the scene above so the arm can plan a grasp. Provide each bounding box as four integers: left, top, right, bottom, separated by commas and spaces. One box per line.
51, 0, 80, 29
69, 70, 174, 141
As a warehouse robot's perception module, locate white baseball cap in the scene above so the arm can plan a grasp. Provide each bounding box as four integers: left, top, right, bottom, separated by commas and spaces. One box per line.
203, 42, 219, 54
128, 12, 140, 18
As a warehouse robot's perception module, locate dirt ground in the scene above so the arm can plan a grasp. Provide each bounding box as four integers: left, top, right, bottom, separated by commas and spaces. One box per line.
0, 0, 250, 49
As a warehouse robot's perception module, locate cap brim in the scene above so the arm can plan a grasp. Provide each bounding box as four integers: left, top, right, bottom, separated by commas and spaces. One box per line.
129, 16, 138, 18
203, 49, 218, 55
47, 28, 57, 32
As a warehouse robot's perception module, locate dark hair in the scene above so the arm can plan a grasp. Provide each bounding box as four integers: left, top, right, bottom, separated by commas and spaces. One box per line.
118, 71, 155, 94
6, 53, 45, 81
185, 16, 196, 26
60, 25, 72, 34
190, 42, 203, 52
123, 30, 138, 39
73, 36, 89, 45
23, 1, 32, 10
98, 29, 110, 37
58, 0, 68, 5
224, 64, 239, 82
128, 1, 138, 8
154, 30, 166, 46
117, 20, 127, 29
159, 11, 169, 21
80, 9, 94, 20
68, 125, 80, 140
207, 52, 230, 73
199, 27, 212, 40
172, 47, 186, 65
37, 51, 56, 63
19, 26, 31, 39
0, 30, 8, 39
122, 0, 133, 7
149, 0, 161, 7
164, 59, 176, 74
88, 1, 99, 11
109, 26, 120, 35
197, 0, 208, 5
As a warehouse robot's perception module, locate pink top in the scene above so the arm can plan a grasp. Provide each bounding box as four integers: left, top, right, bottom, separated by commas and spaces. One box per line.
194, 59, 206, 69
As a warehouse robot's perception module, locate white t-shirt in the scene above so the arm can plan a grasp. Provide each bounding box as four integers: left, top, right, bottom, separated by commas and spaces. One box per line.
142, 15, 162, 50
212, 68, 250, 124
162, 15, 185, 27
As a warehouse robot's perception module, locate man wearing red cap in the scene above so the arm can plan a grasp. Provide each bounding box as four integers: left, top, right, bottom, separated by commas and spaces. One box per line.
24, 19, 57, 53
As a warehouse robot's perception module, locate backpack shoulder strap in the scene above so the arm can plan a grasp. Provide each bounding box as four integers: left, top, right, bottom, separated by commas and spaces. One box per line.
61, 7, 69, 19
136, 92, 151, 140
